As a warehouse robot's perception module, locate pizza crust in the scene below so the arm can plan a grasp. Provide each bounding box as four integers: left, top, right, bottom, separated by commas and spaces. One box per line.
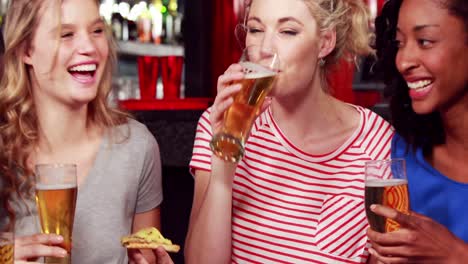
123, 242, 180, 253
121, 227, 180, 253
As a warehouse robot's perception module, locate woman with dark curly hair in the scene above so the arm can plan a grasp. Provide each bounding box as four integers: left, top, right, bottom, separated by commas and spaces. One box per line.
368, 0, 468, 262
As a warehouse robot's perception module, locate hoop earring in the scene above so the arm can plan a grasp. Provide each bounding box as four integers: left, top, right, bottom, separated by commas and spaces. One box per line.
318, 58, 326, 67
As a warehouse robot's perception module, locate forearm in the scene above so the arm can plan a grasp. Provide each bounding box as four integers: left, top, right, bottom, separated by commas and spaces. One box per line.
132, 207, 161, 231
131, 208, 161, 263
186, 183, 233, 263
185, 158, 236, 264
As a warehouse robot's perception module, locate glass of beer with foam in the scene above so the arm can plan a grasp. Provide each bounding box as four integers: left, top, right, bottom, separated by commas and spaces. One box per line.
35, 164, 78, 264
0, 218, 14, 264
210, 45, 280, 163
365, 159, 409, 232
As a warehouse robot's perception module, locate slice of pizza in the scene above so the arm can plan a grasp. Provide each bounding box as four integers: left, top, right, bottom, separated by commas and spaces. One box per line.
121, 227, 180, 253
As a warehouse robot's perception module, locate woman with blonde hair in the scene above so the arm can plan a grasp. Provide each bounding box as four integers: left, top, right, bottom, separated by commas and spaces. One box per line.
185, 0, 393, 263
0, 0, 171, 263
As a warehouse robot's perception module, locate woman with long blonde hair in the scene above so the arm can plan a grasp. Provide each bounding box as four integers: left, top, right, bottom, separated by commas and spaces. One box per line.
0, 0, 170, 262
185, 0, 394, 263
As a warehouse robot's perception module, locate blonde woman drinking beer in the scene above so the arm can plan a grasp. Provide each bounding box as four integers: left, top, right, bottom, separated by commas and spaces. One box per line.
185, 0, 394, 263
367, 0, 468, 262
0, 0, 172, 263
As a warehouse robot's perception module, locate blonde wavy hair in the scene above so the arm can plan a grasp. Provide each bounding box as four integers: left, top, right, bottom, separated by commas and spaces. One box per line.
305, 0, 374, 66
244, 0, 374, 68
0, 0, 128, 210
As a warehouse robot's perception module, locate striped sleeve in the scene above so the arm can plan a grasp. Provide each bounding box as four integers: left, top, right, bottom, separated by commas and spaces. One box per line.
189, 108, 214, 175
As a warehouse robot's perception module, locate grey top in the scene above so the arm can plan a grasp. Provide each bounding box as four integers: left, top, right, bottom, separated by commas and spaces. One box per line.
1, 119, 163, 263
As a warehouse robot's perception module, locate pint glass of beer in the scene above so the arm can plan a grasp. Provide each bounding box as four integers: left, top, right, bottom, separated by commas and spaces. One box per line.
35, 164, 78, 264
365, 159, 409, 232
0, 218, 14, 264
210, 46, 280, 163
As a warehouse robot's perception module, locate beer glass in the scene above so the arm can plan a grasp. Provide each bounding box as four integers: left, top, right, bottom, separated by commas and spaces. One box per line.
365, 159, 409, 232
0, 218, 14, 264
210, 45, 280, 163
35, 164, 78, 264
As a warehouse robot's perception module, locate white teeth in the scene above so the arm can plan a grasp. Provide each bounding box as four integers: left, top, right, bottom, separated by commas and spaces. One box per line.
407, 80, 432, 89
69, 64, 96, 72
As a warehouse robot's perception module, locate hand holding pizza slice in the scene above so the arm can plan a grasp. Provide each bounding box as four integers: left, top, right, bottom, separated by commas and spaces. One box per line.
121, 227, 180, 253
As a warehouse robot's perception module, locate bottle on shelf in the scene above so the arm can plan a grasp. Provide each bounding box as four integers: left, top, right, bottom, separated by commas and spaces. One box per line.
150, 0, 163, 45
127, 19, 138, 41
119, 2, 131, 41
111, 2, 124, 40
165, 0, 183, 44
164, 0, 174, 44
173, 4, 184, 44
110, 0, 183, 46
109, 1, 134, 41
137, 2, 152, 43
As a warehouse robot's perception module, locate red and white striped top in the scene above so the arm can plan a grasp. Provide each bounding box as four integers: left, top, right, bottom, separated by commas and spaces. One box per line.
190, 105, 393, 264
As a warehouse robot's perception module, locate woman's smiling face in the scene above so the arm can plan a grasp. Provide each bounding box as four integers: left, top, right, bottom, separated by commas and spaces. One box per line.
23, 0, 109, 108
395, 0, 468, 114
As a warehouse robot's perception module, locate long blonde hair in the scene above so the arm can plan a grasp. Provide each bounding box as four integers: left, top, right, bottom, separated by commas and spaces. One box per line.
0, 0, 127, 206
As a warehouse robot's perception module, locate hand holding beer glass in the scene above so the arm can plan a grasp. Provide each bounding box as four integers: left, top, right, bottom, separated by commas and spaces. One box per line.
210, 45, 280, 163
365, 159, 409, 233
35, 164, 78, 264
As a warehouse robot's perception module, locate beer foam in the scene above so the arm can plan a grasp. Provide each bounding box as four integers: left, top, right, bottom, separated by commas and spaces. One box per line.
365, 178, 408, 187
36, 183, 77, 190
240, 61, 276, 79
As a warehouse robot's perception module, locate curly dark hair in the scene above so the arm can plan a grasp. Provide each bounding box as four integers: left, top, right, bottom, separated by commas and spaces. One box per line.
374, 0, 468, 153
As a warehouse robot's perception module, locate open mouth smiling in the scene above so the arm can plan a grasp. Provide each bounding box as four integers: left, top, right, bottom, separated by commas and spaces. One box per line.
68, 63, 97, 83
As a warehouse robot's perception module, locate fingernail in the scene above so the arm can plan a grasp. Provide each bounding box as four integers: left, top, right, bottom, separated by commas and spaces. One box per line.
54, 235, 64, 242
370, 204, 377, 211
59, 249, 68, 257
368, 248, 376, 255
